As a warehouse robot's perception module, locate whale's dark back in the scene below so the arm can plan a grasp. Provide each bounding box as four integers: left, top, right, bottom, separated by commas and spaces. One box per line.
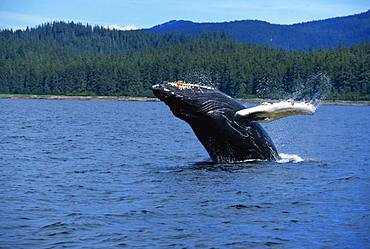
152, 82, 279, 163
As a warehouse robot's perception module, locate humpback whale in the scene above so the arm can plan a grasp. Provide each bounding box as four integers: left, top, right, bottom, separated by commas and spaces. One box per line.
152, 81, 316, 163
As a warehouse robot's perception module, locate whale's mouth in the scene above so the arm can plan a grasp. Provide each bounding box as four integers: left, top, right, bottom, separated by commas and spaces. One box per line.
151, 83, 174, 101
152, 81, 197, 103
151, 84, 161, 91
152, 82, 191, 116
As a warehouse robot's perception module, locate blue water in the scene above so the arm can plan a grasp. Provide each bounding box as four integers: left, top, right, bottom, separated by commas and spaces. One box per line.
0, 99, 369, 248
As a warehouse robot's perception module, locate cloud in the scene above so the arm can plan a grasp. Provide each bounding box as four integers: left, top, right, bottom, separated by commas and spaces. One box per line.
0, 11, 49, 23
0, 11, 51, 29
104, 24, 138, 31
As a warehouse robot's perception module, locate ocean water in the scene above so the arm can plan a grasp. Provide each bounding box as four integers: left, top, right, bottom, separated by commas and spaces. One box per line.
0, 99, 369, 248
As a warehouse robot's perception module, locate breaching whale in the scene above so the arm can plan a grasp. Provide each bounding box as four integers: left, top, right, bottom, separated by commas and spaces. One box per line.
152, 81, 316, 163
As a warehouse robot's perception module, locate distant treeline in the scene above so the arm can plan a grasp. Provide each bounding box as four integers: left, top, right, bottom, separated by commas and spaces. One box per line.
0, 22, 369, 100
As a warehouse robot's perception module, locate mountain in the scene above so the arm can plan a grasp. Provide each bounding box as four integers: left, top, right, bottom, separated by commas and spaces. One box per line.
149, 10, 370, 50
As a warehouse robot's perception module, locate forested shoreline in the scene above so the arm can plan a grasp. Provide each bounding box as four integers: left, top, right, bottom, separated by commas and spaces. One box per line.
1, 22, 369, 100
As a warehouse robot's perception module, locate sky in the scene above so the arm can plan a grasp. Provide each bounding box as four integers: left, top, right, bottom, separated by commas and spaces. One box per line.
0, 0, 369, 30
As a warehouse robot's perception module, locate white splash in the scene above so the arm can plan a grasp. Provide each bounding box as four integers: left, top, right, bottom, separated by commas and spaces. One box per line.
277, 153, 304, 163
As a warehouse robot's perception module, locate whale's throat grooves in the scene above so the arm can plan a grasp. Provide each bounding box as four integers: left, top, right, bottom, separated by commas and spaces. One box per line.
188, 115, 279, 163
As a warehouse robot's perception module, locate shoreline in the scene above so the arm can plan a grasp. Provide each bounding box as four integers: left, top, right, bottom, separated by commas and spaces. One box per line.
0, 94, 369, 106
0, 94, 159, 102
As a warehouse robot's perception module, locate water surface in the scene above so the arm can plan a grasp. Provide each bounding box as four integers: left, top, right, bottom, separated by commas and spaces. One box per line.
0, 99, 369, 248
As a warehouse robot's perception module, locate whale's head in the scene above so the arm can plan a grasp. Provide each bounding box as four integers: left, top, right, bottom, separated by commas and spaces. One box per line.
152, 81, 241, 121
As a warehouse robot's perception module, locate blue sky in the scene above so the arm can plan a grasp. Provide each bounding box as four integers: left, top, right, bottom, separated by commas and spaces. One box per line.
0, 0, 369, 30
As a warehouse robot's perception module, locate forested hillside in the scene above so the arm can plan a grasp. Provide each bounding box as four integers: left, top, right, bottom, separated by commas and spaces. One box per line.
1, 22, 369, 100
150, 10, 370, 50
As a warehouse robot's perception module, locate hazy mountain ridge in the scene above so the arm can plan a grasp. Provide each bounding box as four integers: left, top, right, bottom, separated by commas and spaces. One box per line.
150, 10, 370, 50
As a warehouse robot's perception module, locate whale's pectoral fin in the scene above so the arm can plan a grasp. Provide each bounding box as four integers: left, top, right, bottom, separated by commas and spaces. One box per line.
235, 101, 316, 122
